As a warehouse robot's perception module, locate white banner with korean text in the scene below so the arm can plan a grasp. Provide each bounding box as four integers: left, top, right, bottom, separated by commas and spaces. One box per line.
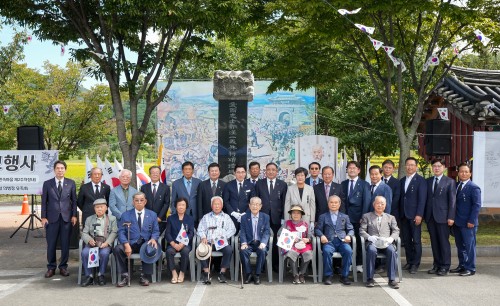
0, 150, 59, 195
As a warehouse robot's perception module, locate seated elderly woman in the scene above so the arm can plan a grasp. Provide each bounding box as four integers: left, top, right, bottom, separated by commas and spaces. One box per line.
80, 198, 118, 287
281, 204, 313, 284
197, 196, 236, 284
165, 197, 195, 283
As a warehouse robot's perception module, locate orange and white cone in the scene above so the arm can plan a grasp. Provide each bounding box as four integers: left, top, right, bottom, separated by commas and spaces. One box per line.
20, 194, 29, 215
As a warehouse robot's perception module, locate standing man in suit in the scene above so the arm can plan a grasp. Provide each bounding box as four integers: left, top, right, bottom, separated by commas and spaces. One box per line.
239, 197, 271, 285
246, 161, 261, 186
382, 160, 401, 219
315, 195, 354, 285
41, 160, 77, 278
315, 166, 345, 221
197, 163, 226, 224
369, 165, 393, 214
109, 169, 137, 221
305, 162, 323, 186
223, 164, 254, 229
426, 158, 456, 276
452, 163, 481, 276
140, 166, 170, 234
77, 167, 111, 227
341, 161, 371, 272
254, 162, 287, 271
360, 196, 400, 289
115, 192, 160, 287
171, 161, 202, 223
399, 157, 427, 274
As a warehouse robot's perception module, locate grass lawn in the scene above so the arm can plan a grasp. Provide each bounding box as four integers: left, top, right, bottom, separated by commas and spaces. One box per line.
421, 222, 500, 246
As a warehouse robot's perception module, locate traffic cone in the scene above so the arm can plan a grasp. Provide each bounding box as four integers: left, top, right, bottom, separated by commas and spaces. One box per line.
20, 194, 29, 215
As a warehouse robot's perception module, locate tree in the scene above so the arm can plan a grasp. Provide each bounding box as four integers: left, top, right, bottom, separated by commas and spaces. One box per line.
1, 61, 113, 158
317, 71, 399, 178
0, 0, 267, 186
257, 0, 499, 176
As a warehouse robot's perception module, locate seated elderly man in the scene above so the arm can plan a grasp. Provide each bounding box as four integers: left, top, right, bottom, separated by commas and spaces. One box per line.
315, 195, 354, 285
114, 192, 160, 287
360, 196, 400, 289
239, 197, 270, 285
197, 196, 236, 284
81, 198, 118, 286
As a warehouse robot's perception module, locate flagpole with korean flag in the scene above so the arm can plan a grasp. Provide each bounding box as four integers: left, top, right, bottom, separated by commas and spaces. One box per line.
365, 158, 371, 183
104, 158, 120, 188
85, 155, 93, 184
136, 163, 151, 188
115, 158, 123, 172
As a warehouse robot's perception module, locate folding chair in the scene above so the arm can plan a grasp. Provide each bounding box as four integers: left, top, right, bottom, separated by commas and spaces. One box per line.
361, 236, 402, 283
77, 239, 116, 285
317, 236, 357, 282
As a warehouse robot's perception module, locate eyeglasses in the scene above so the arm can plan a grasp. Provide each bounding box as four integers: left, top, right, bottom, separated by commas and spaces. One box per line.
249, 203, 262, 207
310, 167, 319, 170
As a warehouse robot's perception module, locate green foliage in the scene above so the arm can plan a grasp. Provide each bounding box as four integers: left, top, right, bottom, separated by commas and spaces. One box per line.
0, 62, 114, 158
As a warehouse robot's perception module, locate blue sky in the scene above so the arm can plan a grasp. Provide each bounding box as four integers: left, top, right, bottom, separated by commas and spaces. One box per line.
0, 26, 102, 88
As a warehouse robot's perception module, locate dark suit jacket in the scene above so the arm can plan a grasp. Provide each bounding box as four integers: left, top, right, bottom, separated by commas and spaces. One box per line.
369, 182, 392, 214
117, 208, 160, 245
170, 176, 202, 221
41, 178, 77, 223
314, 181, 346, 221
425, 176, 456, 223
140, 182, 170, 221
223, 179, 255, 216
315, 211, 354, 241
245, 178, 260, 186
384, 176, 401, 218
455, 180, 481, 227
341, 178, 371, 223
254, 178, 287, 226
165, 213, 195, 247
197, 179, 226, 223
239, 211, 271, 246
399, 173, 427, 220
77, 181, 111, 223
306, 177, 323, 186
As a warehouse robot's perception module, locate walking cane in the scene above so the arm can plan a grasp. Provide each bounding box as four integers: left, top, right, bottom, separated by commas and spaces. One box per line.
206, 241, 213, 285
122, 222, 132, 287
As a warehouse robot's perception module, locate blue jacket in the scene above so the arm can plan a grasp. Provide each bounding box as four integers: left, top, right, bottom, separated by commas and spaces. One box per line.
455, 180, 481, 227
109, 185, 138, 220
165, 213, 195, 247
117, 208, 160, 245
239, 211, 271, 246
171, 176, 202, 221
223, 179, 255, 215
315, 211, 354, 241
384, 176, 401, 218
341, 178, 371, 223
41, 178, 77, 223
425, 175, 456, 223
369, 181, 393, 214
399, 174, 427, 219
254, 178, 288, 225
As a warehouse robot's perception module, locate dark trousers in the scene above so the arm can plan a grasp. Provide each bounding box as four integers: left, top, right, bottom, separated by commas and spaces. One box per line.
81, 245, 112, 276
271, 223, 281, 269
427, 218, 451, 270
352, 222, 362, 265
454, 225, 477, 272
114, 243, 153, 276
201, 244, 233, 270
240, 241, 267, 276
166, 245, 191, 273
401, 217, 422, 267
46, 215, 72, 270
321, 238, 353, 278
366, 243, 397, 281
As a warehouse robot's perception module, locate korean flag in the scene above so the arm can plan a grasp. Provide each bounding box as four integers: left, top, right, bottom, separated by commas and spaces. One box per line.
176, 224, 190, 245
87, 247, 99, 268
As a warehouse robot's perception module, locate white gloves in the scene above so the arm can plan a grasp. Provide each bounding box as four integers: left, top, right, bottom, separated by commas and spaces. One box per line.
231, 212, 244, 222
368, 236, 378, 243
259, 243, 266, 249
386, 237, 394, 244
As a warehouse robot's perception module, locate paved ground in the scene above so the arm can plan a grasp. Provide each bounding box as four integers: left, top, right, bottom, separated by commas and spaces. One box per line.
1, 205, 500, 306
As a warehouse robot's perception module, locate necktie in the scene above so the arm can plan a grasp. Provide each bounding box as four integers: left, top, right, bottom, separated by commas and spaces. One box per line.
95, 184, 99, 196
371, 184, 375, 195
313, 180, 317, 186
433, 177, 439, 195
58, 181, 62, 195
212, 182, 217, 196
252, 179, 256, 185
152, 183, 157, 197
325, 184, 330, 200
269, 180, 274, 194
187, 180, 191, 195
384, 178, 388, 184
349, 180, 354, 196
239, 182, 243, 195
457, 182, 463, 195
137, 212, 142, 230
253, 218, 258, 241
